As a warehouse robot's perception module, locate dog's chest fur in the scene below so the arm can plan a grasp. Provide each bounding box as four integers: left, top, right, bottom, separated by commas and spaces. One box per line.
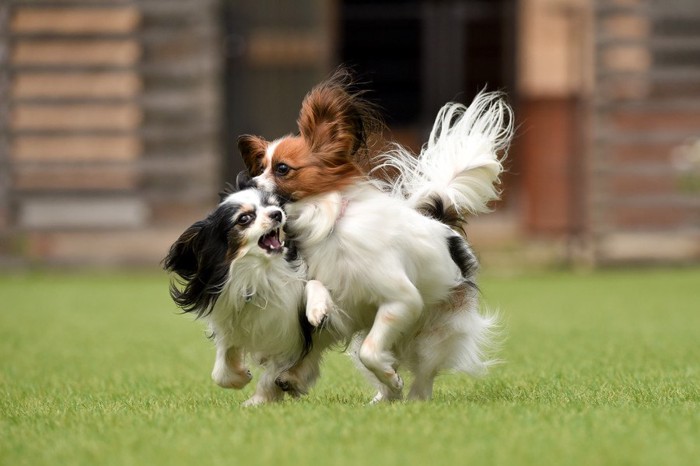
212, 254, 306, 358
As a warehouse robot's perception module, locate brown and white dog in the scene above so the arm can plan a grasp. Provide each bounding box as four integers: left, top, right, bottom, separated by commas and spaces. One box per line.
239, 72, 513, 402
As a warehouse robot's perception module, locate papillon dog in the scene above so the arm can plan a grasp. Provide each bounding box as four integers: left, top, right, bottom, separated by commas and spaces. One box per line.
163, 183, 334, 406
239, 71, 513, 402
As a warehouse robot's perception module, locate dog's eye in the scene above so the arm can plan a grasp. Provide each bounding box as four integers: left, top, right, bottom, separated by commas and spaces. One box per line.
274, 163, 290, 177
237, 213, 254, 226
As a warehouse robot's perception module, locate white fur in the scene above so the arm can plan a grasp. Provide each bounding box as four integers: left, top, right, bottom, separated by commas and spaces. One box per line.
273, 93, 511, 402
253, 138, 285, 192
204, 190, 332, 405
377, 92, 513, 216
284, 183, 495, 401
305, 279, 334, 327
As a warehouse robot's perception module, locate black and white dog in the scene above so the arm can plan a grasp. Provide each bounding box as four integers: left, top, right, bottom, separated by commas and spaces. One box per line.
163, 183, 333, 406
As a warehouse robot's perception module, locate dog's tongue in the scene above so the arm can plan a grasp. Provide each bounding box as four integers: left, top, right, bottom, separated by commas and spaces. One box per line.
261, 231, 282, 250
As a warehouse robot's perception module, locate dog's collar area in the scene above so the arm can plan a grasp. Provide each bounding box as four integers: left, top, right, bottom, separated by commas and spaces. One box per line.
337, 198, 350, 223
329, 198, 349, 237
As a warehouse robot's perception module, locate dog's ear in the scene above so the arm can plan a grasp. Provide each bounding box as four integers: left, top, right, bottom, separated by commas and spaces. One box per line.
218, 171, 253, 201
163, 221, 205, 279
164, 217, 230, 317
297, 69, 379, 162
235, 170, 254, 190
238, 134, 268, 176
218, 182, 235, 202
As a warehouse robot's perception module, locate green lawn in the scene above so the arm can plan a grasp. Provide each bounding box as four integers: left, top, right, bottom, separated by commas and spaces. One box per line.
1, 268, 699, 466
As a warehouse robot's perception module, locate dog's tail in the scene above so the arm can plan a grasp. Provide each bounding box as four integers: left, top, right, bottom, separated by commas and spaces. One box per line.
377, 92, 513, 228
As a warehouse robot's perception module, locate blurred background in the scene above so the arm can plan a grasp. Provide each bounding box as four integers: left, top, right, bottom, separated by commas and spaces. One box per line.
0, 0, 698, 269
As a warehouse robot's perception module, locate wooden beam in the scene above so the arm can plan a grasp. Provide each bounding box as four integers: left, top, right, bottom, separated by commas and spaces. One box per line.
12, 136, 141, 161
11, 7, 140, 34
11, 103, 142, 130
11, 40, 140, 66
12, 72, 141, 99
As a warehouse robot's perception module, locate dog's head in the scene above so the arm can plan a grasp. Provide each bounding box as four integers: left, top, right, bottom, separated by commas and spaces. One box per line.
238, 70, 380, 201
163, 186, 287, 316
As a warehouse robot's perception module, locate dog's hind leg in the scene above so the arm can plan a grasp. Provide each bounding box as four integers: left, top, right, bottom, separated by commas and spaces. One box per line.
407, 369, 437, 401
348, 336, 403, 403
357, 277, 424, 400
274, 329, 338, 396
243, 367, 285, 406
210, 327, 252, 389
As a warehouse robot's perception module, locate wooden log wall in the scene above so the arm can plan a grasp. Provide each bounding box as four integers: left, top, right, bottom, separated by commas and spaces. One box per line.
593, 0, 700, 262
0, 0, 222, 265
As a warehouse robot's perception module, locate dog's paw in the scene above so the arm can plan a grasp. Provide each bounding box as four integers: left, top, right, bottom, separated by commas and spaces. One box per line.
242, 395, 266, 407
368, 371, 404, 404
369, 390, 403, 405
391, 372, 404, 392
306, 303, 329, 328
274, 374, 306, 397
274, 376, 292, 392
211, 363, 252, 390
305, 280, 333, 327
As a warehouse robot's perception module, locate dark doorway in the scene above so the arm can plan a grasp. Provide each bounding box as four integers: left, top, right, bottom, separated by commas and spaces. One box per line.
339, 0, 516, 144
222, 0, 517, 179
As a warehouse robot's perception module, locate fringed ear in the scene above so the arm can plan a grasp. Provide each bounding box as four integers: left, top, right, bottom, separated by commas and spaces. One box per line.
163, 221, 204, 280
163, 216, 230, 317
218, 171, 253, 203
297, 70, 380, 163
235, 170, 254, 190
218, 182, 235, 203
238, 134, 268, 175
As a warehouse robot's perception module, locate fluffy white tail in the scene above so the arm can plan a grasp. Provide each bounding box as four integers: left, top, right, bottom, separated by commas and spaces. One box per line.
377, 92, 513, 219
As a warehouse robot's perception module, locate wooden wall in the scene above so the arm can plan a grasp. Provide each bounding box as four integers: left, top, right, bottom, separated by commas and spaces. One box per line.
0, 0, 222, 266
517, 0, 593, 236
518, 0, 700, 263
592, 0, 700, 262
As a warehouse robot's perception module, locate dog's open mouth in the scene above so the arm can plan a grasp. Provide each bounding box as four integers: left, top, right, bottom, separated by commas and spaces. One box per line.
258, 229, 283, 254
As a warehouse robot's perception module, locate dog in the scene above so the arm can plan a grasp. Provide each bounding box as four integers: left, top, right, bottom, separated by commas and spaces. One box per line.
163, 183, 334, 406
239, 72, 513, 402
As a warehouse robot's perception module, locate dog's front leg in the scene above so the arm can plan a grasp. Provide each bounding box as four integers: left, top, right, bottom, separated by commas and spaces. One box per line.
305, 279, 334, 327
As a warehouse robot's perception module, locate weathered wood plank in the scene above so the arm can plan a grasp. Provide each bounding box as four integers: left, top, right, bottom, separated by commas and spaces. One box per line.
247, 31, 327, 67
11, 7, 140, 34
12, 72, 141, 98
14, 166, 139, 190
11, 40, 140, 66
608, 203, 697, 230
26, 227, 189, 266
598, 231, 700, 263
609, 172, 680, 197
611, 110, 700, 132
12, 135, 141, 161
18, 197, 148, 229
11, 103, 142, 130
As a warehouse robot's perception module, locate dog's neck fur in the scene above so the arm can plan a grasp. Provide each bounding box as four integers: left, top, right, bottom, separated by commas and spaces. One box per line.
211, 253, 307, 359
220, 253, 305, 311
286, 183, 374, 247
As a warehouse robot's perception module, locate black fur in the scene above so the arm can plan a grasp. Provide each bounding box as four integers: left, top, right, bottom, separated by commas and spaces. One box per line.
235, 170, 255, 190
298, 301, 315, 359
164, 186, 314, 358
416, 195, 466, 236
163, 203, 243, 317
446, 234, 479, 289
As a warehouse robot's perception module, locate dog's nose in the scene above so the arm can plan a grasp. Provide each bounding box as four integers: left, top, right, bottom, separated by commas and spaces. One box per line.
269, 209, 283, 223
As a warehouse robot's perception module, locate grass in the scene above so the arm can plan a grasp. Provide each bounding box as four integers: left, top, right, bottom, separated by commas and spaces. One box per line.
1, 268, 699, 466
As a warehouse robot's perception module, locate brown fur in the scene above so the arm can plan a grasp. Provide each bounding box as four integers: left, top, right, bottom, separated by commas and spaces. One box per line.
238, 134, 269, 176
239, 69, 383, 201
